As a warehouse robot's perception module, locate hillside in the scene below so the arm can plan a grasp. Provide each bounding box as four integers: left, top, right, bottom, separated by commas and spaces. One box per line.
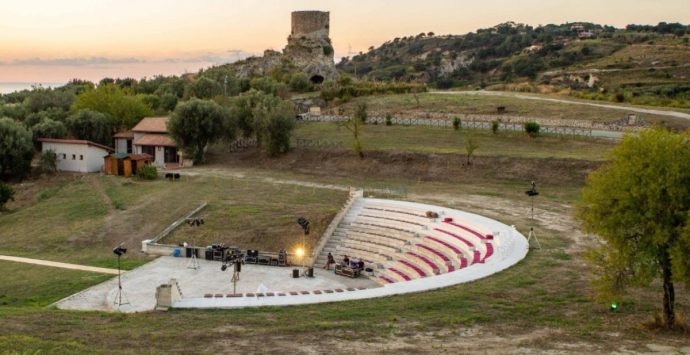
337, 22, 690, 107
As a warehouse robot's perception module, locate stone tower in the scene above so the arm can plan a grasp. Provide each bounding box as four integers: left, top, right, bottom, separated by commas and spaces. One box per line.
284, 11, 338, 83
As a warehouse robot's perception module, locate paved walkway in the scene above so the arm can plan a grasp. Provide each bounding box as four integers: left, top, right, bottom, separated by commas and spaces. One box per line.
0, 255, 121, 275
431, 90, 690, 121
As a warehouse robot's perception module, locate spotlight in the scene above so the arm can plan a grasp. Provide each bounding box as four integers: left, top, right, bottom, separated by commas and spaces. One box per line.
295, 247, 305, 257
113, 245, 127, 256
610, 302, 618, 311
297, 217, 310, 235
221, 263, 228, 271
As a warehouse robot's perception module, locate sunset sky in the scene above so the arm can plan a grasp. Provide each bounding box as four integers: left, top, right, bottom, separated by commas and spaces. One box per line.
1, 0, 689, 83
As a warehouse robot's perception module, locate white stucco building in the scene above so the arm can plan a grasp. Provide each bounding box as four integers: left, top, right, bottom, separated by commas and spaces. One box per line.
39, 138, 114, 173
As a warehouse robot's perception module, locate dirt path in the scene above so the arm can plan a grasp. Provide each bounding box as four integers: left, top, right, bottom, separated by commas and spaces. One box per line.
432, 90, 690, 121
0, 255, 120, 275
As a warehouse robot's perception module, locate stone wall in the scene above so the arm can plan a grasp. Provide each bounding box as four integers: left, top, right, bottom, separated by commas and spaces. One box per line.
291, 11, 330, 39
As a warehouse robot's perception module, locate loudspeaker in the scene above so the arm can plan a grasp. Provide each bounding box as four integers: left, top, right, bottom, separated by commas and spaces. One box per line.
292, 268, 299, 278
307, 267, 314, 278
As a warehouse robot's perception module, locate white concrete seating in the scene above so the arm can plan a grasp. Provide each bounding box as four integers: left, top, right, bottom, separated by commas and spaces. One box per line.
363, 203, 428, 217
360, 209, 433, 225
347, 223, 418, 243
340, 237, 400, 255
342, 230, 408, 249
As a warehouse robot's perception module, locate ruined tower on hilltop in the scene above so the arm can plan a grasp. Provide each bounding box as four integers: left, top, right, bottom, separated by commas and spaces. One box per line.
284, 11, 338, 83
234, 11, 338, 83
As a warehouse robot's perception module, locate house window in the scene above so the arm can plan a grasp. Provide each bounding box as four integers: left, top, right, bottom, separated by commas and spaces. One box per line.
72, 154, 76, 160
80, 155, 83, 160
62, 153, 67, 159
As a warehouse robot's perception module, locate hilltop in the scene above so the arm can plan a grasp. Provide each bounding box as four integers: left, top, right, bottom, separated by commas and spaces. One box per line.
337, 22, 690, 108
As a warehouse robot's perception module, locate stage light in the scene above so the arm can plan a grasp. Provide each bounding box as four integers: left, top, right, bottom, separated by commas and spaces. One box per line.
295, 248, 305, 257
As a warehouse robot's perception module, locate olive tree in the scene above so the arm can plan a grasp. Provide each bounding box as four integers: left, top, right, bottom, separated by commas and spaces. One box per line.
0, 117, 34, 179
577, 128, 690, 329
168, 99, 234, 164
66, 110, 113, 146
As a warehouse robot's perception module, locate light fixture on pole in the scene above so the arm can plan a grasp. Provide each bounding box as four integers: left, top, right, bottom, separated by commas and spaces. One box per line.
296, 217, 311, 277
525, 181, 542, 249
112, 243, 130, 308
186, 217, 204, 270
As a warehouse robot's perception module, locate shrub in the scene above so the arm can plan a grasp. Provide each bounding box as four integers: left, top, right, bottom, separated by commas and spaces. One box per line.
524, 121, 540, 137
354, 103, 368, 124
136, 165, 158, 180
453, 117, 461, 130
289, 73, 313, 92
40, 150, 57, 174
385, 113, 393, 126
614, 92, 626, 103
491, 120, 499, 134
0, 181, 14, 210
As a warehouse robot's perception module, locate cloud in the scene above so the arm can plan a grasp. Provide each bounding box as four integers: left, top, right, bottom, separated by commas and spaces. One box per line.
1, 50, 257, 67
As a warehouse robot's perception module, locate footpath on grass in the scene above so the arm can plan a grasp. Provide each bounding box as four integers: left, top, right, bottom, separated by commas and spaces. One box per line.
0, 255, 120, 275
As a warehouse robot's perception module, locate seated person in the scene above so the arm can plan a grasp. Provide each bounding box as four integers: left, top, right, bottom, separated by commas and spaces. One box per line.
342, 255, 350, 266
358, 260, 365, 270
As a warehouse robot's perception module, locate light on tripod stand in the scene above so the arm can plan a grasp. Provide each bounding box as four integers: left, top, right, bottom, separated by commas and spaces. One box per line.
112, 243, 130, 308
524, 181, 542, 249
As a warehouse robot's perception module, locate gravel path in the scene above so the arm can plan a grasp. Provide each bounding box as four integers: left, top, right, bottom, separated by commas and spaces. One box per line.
0, 255, 120, 275
431, 90, 690, 121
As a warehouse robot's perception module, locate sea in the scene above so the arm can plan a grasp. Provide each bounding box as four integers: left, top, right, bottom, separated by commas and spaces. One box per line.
0, 82, 66, 95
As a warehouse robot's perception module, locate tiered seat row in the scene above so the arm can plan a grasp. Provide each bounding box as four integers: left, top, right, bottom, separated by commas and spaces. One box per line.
327, 199, 498, 285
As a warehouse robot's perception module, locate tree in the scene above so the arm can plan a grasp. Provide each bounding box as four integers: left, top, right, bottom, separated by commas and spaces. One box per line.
40, 150, 57, 174
0, 181, 14, 210
0, 117, 34, 179
66, 110, 113, 146
354, 103, 368, 124
186, 77, 223, 99
289, 73, 313, 92
263, 101, 295, 156
72, 84, 153, 130
342, 115, 365, 159
464, 135, 479, 165
168, 99, 234, 164
31, 118, 67, 148
577, 128, 690, 329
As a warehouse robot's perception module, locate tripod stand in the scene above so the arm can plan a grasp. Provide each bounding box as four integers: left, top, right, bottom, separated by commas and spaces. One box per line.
114, 253, 130, 307
187, 237, 200, 270
527, 194, 542, 249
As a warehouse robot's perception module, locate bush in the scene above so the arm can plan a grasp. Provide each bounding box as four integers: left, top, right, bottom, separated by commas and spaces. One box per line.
136, 165, 158, 180
491, 120, 499, 134
524, 121, 540, 137
614, 92, 626, 103
385, 113, 393, 126
453, 117, 461, 130
0, 117, 34, 179
0, 181, 14, 210
289, 73, 313, 92
40, 150, 57, 174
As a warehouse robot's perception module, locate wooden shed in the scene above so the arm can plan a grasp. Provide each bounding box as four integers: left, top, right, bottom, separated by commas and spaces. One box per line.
104, 153, 153, 177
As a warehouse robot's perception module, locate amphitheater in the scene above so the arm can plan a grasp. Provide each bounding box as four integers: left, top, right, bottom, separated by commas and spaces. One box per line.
56, 192, 528, 312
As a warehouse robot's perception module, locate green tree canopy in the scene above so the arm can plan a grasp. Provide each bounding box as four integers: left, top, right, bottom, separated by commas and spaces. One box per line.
251, 95, 295, 156
66, 110, 113, 146
168, 99, 235, 164
186, 77, 223, 99
577, 128, 690, 329
0, 117, 34, 180
31, 118, 67, 148
72, 84, 153, 130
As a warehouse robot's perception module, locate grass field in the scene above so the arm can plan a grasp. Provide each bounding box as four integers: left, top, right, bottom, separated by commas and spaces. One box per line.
0, 167, 688, 353
0, 174, 347, 268
334, 92, 686, 123
1, 125, 688, 352
293, 121, 616, 160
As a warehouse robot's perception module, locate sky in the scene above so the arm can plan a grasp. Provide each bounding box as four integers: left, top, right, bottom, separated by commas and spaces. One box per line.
1, 0, 689, 83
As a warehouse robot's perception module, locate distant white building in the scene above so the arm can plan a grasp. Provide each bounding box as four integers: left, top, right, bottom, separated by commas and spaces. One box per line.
39, 138, 114, 173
